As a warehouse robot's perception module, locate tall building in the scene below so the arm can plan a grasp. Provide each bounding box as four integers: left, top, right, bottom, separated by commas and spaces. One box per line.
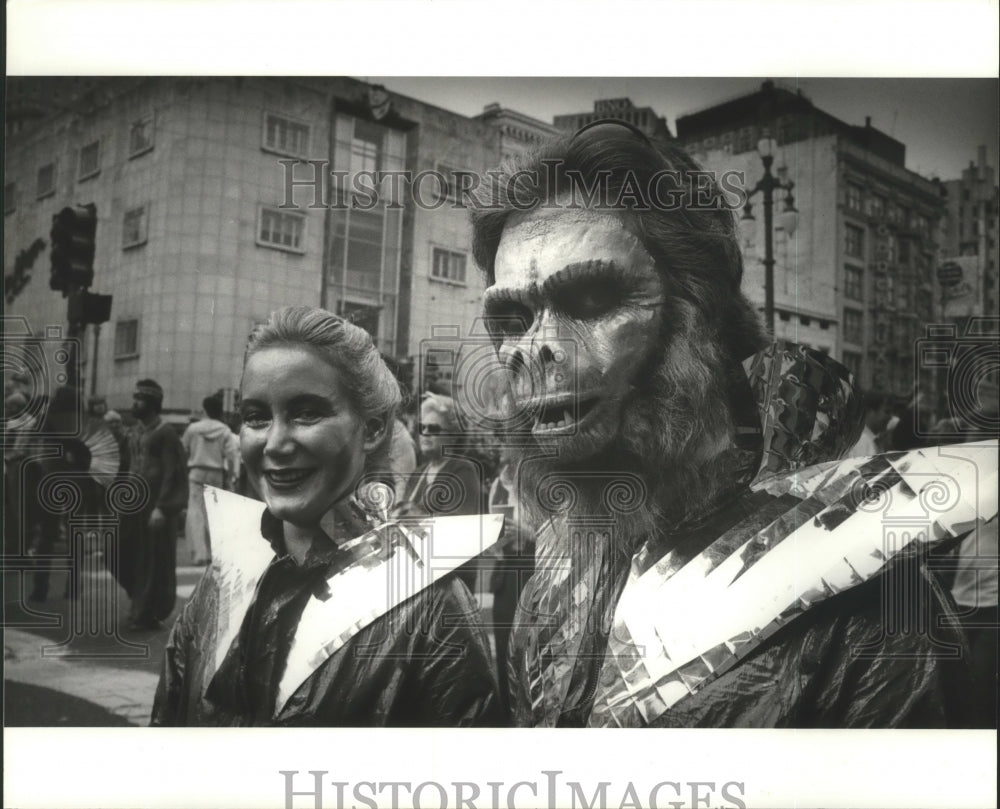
4, 77, 502, 413
939, 145, 999, 319
676, 81, 944, 397
553, 97, 672, 142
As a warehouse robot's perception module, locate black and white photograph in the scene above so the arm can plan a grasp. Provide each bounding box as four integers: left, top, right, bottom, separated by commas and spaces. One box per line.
4, 2, 998, 807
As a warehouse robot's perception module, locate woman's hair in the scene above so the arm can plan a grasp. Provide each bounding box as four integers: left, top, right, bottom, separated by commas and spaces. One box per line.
420, 392, 461, 434
244, 306, 402, 476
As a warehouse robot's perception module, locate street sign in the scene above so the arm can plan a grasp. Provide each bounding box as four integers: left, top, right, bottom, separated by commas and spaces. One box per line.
937, 261, 963, 286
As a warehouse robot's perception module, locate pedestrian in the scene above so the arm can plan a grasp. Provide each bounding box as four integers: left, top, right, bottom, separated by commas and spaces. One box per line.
3, 391, 35, 559
128, 379, 187, 630
396, 393, 485, 593
102, 408, 138, 596
152, 306, 502, 726
181, 395, 239, 565
846, 390, 890, 457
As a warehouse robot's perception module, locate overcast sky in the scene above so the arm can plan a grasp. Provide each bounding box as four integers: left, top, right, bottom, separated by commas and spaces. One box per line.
374, 77, 998, 181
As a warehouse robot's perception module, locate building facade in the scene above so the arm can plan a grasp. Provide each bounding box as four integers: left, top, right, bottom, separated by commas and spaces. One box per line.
676, 81, 945, 398
553, 97, 672, 142
4, 77, 504, 414
475, 103, 561, 164
939, 145, 999, 320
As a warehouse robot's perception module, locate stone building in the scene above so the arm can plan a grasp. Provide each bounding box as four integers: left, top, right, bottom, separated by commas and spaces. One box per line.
676, 81, 944, 397
4, 77, 502, 414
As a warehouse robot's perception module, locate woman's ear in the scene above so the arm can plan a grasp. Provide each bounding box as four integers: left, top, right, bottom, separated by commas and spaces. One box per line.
363, 416, 389, 453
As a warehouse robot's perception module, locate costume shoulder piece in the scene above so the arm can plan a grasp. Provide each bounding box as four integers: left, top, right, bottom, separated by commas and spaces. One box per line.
587, 440, 998, 727
202, 486, 503, 716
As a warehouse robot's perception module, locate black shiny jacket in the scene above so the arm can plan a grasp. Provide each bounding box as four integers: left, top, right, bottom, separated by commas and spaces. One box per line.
151, 521, 503, 727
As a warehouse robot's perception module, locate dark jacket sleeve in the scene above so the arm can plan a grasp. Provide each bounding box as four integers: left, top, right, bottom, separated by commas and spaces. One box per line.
151, 425, 187, 512
150, 571, 213, 726
790, 554, 977, 728
406, 576, 507, 726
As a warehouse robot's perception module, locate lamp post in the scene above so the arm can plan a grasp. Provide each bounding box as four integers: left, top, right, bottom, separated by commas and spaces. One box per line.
740, 135, 798, 335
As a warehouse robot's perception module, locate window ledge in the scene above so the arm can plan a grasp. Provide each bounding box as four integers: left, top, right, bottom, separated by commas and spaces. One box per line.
428, 275, 467, 288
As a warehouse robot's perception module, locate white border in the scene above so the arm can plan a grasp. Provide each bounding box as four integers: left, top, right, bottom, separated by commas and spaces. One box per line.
6, 0, 999, 77
4, 728, 997, 809
5, 2, 998, 808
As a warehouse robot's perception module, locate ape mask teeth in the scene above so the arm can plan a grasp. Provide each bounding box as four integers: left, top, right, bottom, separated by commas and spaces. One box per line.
532, 395, 599, 433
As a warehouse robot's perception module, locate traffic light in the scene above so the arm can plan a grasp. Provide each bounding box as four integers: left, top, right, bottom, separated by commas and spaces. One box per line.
49, 204, 97, 295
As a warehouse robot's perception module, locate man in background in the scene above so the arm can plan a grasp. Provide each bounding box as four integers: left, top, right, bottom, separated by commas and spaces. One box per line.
181, 394, 239, 565
129, 379, 187, 630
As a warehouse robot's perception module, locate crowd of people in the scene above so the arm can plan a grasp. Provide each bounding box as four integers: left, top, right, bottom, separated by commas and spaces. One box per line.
4, 119, 997, 729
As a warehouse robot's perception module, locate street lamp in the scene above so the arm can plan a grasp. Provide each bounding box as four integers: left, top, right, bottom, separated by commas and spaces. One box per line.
740, 134, 798, 334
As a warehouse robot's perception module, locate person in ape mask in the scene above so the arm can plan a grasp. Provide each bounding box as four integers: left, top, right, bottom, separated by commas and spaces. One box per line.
470, 121, 993, 728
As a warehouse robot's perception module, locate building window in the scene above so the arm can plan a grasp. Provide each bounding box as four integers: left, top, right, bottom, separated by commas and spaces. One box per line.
114, 319, 140, 359
845, 224, 865, 258
431, 248, 467, 284
916, 290, 932, 319
262, 112, 311, 158
36, 162, 56, 198
123, 205, 149, 249
844, 266, 864, 301
735, 126, 755, 154
876, 233, 896, 263
897, 238, 911, 266
4, 182, 15, 214
875, 321, 893, 346
257, 206, 306, 252
846, 183, 863, 213
867, 194, 885, 219
843, 309, 863, 343
842, 351, 862, 378
350, 119, 383, 175
78, 140, 101, 180
897, 282, 911, 312
129, 114, 155, 158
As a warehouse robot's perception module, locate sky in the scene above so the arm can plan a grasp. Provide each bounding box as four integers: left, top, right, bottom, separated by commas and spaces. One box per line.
374, 77, 998, 181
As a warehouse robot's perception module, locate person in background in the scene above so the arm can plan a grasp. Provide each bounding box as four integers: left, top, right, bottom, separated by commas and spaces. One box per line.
129, 379, 188, 630
847, 391, 891, 457
396, 393, 485, 592
22, 386, 96, 602
181, 394, 240, 565
87, 395, 108, 420
101, 408, 139, 597
4, 391, 35, 560
889, 390, 933, 451
103, 410, 129, 472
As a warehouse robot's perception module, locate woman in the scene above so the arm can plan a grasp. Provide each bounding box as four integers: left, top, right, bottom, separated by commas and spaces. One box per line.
151, 307, 502, 726
396, 394, 485, 591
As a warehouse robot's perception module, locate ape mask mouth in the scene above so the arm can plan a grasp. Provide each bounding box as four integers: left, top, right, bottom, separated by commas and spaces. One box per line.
520, 391, 602, 435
